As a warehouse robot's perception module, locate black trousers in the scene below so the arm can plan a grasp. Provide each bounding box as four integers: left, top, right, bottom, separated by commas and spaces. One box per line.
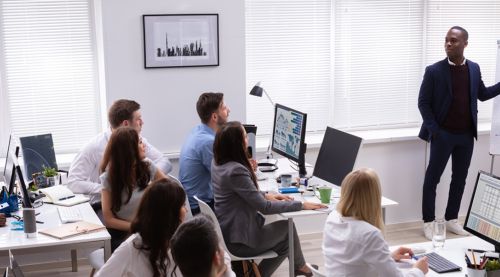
422, 130, 474, 222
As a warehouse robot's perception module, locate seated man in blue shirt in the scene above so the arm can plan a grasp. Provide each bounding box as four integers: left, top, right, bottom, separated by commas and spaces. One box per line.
179, 92, 230, 214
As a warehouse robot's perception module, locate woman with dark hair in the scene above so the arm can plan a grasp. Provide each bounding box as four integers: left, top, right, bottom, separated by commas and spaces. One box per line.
96, 178, 186, 277
99, 126, 166, 251
212, 121, 325, 277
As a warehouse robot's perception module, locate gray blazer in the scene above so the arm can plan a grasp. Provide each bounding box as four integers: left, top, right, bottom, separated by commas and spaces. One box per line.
212, 161, 302, 248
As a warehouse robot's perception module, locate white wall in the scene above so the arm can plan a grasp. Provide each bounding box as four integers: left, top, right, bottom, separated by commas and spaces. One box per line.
101, 0, 246, 154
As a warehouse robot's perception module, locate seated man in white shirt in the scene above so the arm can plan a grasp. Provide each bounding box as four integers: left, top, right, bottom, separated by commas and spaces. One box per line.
67, 99, 172, 205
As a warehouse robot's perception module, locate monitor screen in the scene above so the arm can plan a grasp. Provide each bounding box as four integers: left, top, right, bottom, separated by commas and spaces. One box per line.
271, 104, 307, 163
20, 133, 57, 180
8, 149, 32, 208
464, 171, 500, 252
312, 127, 363, 186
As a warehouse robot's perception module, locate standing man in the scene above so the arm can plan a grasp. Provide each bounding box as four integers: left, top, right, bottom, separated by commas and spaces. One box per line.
179, 92, 230, 215
418, 26, 500, 240
67, 99, 172, 205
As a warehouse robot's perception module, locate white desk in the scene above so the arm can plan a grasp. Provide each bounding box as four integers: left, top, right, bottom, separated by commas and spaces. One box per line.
0, 202, 111, 272
391, 236, 495, 276
258, 158, 398, 277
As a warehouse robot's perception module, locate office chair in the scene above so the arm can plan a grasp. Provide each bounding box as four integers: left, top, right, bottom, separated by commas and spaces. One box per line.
306, 263, 326, 277
169, 174, 193, 220
194, 196, 278, 277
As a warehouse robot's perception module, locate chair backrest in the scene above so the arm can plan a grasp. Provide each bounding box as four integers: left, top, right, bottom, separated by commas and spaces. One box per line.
306, 263, 326, 277
168, 174, 193, 220
194, 196, 233, 258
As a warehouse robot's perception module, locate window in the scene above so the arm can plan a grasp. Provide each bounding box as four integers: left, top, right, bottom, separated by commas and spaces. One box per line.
0, 0, 102, 155
246, 0, 500, 135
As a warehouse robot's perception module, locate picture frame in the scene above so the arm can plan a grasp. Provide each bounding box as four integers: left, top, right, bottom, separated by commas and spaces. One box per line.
143, 14, 219, 68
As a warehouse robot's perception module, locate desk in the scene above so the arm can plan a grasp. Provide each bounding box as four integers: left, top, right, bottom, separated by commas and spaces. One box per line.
0, 202, 111, 272
391, 236, 495, 276
258, 158, 398, 277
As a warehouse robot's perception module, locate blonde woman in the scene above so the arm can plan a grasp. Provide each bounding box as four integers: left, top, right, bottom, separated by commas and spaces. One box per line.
322, 168, 428, 276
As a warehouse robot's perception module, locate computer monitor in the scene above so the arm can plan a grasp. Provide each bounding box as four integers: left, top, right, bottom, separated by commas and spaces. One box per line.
20, 133, 58, 180
464, 171, 500, 253
271, 104, 307, 176
3, 138, 20, 195
312, 127, 363, 186
7, 148, 32, 208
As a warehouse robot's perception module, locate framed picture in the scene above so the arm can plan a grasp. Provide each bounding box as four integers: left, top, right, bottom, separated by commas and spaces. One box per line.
143, 14, 219, 68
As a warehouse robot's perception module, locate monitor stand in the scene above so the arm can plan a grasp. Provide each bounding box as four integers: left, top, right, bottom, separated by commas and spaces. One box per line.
298, 143, 307, 177
258, 158, 277, 167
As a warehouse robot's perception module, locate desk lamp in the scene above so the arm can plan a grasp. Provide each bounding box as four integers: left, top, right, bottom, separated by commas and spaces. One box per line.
249, 82, 277, 166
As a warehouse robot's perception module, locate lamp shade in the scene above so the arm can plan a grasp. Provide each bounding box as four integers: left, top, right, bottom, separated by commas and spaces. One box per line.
249, 82, 264, 97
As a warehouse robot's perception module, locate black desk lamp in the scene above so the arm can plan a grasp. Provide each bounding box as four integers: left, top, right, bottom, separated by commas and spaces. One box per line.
249, 82, 277, 166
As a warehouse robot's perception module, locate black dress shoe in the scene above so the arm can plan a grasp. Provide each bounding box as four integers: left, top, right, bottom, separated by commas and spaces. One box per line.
294, 264, 319, 277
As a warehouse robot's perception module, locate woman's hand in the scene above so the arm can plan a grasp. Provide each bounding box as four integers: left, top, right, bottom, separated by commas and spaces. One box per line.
265, 193, 294, 201
302, 201, 327, 210
391, 247, 413, 261
413, 256, 429, 274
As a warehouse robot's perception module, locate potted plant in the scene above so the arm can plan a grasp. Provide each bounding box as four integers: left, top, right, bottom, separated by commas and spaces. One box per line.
486, 259, 500, 277
42, 165, 58, 187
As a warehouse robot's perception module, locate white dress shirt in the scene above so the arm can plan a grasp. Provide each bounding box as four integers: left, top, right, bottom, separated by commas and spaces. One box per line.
96, 233, 236, 277
67, 130, 171, 203
323, 211, 424, 277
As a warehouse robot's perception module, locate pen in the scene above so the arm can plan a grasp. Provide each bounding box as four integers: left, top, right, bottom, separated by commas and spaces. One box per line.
58, 195, 75, 201
472, 249, 478, 269
465, 253, 472, 266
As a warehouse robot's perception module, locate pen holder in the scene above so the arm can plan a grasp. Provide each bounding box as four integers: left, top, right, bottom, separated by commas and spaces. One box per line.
467, 267, 486, 277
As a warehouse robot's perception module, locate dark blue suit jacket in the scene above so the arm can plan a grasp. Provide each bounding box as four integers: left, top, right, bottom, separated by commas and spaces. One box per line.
418, 58, 500, 141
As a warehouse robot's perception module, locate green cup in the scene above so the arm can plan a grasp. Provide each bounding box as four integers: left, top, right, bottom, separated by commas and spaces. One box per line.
315, 186, 332, 204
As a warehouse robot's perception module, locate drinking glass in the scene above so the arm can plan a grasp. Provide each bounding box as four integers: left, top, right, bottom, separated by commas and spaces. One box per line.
432, 218, 446, 249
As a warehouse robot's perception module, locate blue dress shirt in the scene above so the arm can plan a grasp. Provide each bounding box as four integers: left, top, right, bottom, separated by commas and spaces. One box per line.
179, 124, 215, 210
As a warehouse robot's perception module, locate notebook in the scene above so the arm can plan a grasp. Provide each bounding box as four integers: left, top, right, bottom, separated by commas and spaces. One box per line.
39, 185, 89, 206
39, 221, 105, 239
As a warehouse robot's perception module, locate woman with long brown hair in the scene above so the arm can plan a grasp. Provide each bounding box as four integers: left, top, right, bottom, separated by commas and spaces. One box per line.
96, 178, 186, 277
99, 126, 166, 251
212, 121, 325, 277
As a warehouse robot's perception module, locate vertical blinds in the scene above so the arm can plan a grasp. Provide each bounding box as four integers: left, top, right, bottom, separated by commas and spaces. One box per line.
245, 0, 332, 135
1, 0, 101, 154
246, 0, 500, 135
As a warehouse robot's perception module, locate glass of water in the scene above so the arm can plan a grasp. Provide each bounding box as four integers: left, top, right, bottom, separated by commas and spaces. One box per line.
432, 218, 446, 249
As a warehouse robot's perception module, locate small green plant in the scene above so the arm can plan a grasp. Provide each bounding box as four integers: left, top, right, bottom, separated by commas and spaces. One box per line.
485, 259, 500, 271
42, 165, 57, 177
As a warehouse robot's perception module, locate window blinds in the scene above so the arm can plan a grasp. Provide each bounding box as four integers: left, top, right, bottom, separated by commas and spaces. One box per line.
245, 0, 332, 135
1, 0, 101, 154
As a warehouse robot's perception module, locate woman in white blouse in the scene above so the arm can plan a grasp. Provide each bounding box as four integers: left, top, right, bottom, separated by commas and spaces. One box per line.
97, 178, 235, 277
322, 168, 428, 277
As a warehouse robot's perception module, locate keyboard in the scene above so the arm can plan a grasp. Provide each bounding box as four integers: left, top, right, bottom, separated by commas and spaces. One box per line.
57, 206, 83, 223
416, 252, 461, 273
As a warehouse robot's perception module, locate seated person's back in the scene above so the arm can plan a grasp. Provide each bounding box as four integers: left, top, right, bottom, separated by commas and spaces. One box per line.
323, 168, 428, 277
179, 92, 229, 214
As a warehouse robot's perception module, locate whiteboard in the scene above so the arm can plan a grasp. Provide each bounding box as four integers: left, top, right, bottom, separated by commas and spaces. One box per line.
489, 40, 500, 155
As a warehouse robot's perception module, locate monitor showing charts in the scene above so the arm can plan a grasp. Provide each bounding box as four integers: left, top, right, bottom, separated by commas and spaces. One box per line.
312, 127, 363, 186
20, 133, 58, 180
464, 171, 500, 252
271, 104, 307, 163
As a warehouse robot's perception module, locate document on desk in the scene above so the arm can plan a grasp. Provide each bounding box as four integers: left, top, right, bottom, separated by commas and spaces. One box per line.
40, 186, 89, 206
39, 221, 105, 239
